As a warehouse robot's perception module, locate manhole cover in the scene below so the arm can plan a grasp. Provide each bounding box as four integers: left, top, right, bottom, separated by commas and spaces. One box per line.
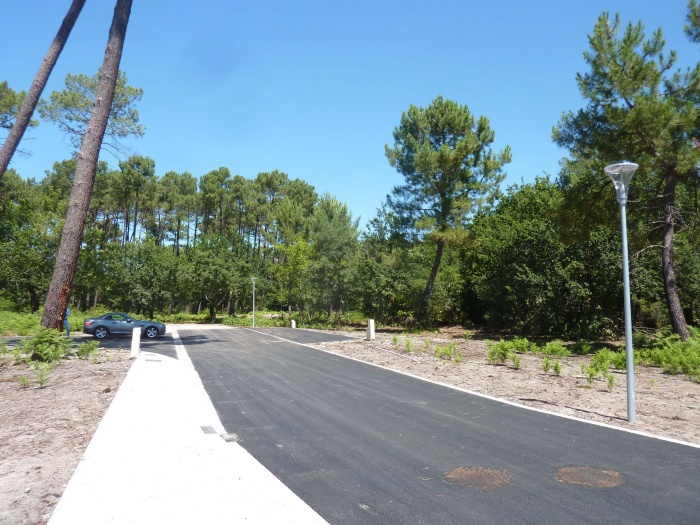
556, 467, 625, 488
444, 467, 512, 489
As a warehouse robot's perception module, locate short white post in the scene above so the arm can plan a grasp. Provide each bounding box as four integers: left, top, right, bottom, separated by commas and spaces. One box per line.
366, 319, 375, 341
291, 319, 297, 329
130, 327, 141, 358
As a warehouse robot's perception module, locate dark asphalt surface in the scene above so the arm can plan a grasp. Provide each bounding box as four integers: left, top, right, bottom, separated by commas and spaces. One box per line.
177, 327, 700, 524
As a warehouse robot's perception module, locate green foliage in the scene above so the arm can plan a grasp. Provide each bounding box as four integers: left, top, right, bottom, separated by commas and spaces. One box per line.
0, 81, 38, 131
18, 375, 31, 388
553, 10, 700, 340
386, 96, 511, 321
542, 357, 552, 373
38, 70, 144, 155
487, 337, 534, 364
552, 360, 562, 376
392, 333, 399, 349
581, 349, 620, 391
76, 340, 100, 360
590, 347, 628, 371
405, 337, 412, 353
572, 341, 595, 355
21, 328, 70, 363
541, 340, 571, 358
641, 329, 700, 381
30, 361, 54, 387
435, 342, 462, 363
486, 339, 523, 368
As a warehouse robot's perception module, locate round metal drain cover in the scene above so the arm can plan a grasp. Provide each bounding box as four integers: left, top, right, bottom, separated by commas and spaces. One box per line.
445, 467, 512, 489
556, 467, 625, 488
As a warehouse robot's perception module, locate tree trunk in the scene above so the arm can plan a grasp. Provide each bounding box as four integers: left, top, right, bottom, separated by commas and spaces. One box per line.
418, 238, 445, 323
0, 0, 86, 180
661, 170, 691, 341
41, 0, 133, 330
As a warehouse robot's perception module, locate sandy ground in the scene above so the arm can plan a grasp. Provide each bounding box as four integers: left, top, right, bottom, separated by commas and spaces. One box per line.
0, 348, 131, 525
1, 326, 699, 524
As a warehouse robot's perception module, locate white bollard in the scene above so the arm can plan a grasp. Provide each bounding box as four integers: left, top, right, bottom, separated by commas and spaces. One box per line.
291, 320, 296, 328
130, 327, 141, 358
366, 319, 375, 341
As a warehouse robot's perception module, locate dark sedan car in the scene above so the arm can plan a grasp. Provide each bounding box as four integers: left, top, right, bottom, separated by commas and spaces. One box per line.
83, 313, 167, 339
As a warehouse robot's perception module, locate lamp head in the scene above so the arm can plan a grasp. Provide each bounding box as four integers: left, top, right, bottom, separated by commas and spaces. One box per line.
604, 162, 638, 205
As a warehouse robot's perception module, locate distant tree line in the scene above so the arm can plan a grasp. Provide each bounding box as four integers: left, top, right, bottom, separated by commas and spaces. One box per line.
1, 5, 699, 339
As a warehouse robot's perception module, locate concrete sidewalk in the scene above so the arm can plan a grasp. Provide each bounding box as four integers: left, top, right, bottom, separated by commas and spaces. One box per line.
49, 329, 329, 525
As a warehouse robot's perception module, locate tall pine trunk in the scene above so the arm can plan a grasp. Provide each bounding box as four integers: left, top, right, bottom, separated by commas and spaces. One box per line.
418, 238, 445, 323
662, 170, 691, 341
41, 0, 133, 329
0, 0, 86, 180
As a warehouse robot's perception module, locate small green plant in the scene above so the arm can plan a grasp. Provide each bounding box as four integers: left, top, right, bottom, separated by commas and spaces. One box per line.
463, 330, 472, 341
21, 328, 71, 363
487, 340, 511, 364
422, 340, 431, 353
542, 340, 571, 358
510, 336, 533, 354
552, 360, 562, 376
76, 340, 100, 360
392, 333, 399, 349
30, 362, 54, 387
572, 340, 595, 355
405, 338, 413, 353
511, 354, 521, 369
605, 372, 616, 392
18, 375, 31, 388
582, 364, 598, 387
435, 342, 461, 362
542, 357, 552, 373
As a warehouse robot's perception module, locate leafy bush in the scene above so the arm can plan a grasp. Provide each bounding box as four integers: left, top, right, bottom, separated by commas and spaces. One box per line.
76, 340, 100, 360
571, 340, 595, 355
590, 347, 629, 371
435, 342, 462, 363
21, 328, 71, 363
486, 339, 522, 368
641, 329, 700, 380
541, 340, 571, 357
0, 311, 43, 336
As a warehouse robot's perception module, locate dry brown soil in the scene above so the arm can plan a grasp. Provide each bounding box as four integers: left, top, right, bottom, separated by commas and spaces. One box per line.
2, 327, 699, 524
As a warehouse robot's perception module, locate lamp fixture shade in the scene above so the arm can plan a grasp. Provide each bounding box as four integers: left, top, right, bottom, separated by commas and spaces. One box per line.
605, 162, 638, 205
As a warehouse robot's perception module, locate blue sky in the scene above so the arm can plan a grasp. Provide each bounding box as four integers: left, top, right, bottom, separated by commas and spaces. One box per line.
2, 0, 697, 228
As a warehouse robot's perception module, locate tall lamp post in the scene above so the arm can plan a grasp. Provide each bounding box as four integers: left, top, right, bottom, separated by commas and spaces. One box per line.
605, 161, 639, 423
251, 277, 257, 328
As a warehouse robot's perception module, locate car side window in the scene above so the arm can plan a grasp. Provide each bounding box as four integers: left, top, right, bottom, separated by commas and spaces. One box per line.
112, 314, 125, 321
104, 315, 113, 320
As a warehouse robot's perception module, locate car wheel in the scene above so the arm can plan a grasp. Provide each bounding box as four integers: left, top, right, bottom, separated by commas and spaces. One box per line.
144, 326, 159, 339
94, 326, 109, 339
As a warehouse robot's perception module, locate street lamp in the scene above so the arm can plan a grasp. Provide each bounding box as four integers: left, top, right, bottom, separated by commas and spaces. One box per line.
605, 161, 639, 423
251, 277, 257, 328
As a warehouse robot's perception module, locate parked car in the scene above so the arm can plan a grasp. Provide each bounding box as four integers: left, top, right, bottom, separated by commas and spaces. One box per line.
83, 313, 167, 339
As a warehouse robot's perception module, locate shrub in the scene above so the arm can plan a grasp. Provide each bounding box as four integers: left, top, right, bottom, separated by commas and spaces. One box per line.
542, 340, 571, 358
572, 340, 595, 355
435, 342, 462, 363
643, 330, 700, 381
76, 340, 100, 360
21, 328, 71, 363
552, 360, 562, 376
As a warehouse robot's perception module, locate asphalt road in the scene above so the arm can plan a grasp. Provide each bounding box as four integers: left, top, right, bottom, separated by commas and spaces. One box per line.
184, 328, 699, 523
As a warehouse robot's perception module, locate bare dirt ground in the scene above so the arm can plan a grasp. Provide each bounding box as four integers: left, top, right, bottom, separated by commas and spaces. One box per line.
1, 327, 699, 525
0, 347, 131, 525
